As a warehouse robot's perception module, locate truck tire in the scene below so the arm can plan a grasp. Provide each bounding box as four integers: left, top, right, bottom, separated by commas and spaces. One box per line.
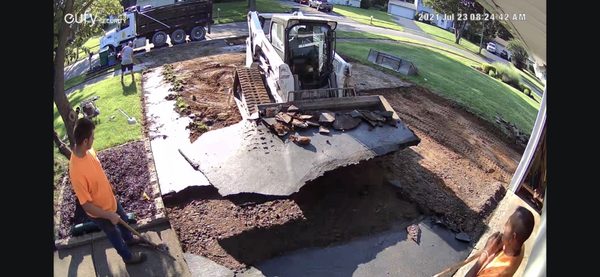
152, 31, 168, 47
171, 29, 186, 45
190, 26, 206, 41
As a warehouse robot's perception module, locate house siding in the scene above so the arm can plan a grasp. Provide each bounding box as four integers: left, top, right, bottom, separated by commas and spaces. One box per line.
329, 0, 361, 7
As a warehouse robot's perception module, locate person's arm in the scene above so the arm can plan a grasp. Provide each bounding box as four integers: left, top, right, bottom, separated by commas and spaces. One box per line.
465, 232, 503, 277
81, 202, 120, 224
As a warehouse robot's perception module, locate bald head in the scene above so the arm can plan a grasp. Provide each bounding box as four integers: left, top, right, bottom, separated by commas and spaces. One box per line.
508, 206, 535, 245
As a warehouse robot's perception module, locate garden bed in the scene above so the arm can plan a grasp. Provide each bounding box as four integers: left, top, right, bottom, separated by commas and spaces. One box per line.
54, 140, 165, 246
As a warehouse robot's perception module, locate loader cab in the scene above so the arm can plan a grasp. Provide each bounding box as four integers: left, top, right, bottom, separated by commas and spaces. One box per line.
270, 16, 337, 90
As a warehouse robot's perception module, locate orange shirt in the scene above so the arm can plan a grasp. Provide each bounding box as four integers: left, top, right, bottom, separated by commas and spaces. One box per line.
477, 247, 525, 277
69, 148, 117, 217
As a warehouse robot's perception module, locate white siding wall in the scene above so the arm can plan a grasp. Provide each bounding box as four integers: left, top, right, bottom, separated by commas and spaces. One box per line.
388, 4, 416, 19
329, 0, 361, 7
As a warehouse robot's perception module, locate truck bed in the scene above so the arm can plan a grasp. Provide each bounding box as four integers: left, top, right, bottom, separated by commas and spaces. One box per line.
135, 0, 212, 35
178, 95, 420, 196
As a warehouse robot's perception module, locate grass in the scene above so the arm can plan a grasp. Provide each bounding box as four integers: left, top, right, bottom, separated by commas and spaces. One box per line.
337, 41, 540, 135
64, 75, 87, 91
53, 74, 144, 151
213, 0, 290, 24
64, 65, 119, 91
519, 69, 545, 91
333, 5, 404, 32
336, 31, 482, 65
414, 21, 483, 54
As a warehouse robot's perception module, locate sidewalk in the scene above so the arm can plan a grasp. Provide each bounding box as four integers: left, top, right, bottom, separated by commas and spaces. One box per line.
54, 222, 191, 277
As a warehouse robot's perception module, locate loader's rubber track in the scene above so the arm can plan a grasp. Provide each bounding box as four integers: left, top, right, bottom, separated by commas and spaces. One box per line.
235, 66, 271, 116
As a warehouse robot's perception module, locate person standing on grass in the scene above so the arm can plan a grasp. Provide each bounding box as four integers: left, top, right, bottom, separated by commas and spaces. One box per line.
69, 118, 147, 265
465, 206, 535, 277
120, 41, 135, 83
88, 51, 93, 71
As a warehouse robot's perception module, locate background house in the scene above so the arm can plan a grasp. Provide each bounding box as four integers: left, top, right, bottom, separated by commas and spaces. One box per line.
387, 0, 417, 19
329, 0, 361, 8
387, 0, 454, 31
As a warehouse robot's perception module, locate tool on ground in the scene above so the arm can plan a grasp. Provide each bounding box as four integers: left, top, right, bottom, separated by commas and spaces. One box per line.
178, 148, 199, 170
118, 218, 177, 261
117, 108, 137, 125
431, 250, 483, 277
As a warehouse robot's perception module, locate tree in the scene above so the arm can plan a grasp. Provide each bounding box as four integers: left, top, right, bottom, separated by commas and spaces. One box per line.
507, 39, 529, 69
496, 24, 513, 41
54, 0, 121, 150
423, 0, 480, 44
468, 18, 501, 53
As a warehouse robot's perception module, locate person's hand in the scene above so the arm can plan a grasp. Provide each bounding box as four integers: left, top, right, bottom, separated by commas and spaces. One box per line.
107, 212, 121, 225
483, 231, 503, 256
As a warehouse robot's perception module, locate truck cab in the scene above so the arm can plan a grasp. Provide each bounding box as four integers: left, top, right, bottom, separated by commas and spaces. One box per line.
100, 12, 137, 52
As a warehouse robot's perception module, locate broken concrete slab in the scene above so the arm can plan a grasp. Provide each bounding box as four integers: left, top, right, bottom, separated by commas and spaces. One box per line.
184, 253, 235, 277
319, 112, 335, 124
179, 115, 419, 196
332, 114, 362, 131
243, 220, 471, 277
319, 126, 330, 134
143, 68, 211, 194
287, 105, 299, 112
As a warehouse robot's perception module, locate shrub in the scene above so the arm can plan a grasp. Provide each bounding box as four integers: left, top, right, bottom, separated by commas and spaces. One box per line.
493, 62, 521, 88
519, 83, 532, 97
361, 0, 372, 9
507, 39, 529, 69
488, 70, 496, 78
482, 63, 496, 74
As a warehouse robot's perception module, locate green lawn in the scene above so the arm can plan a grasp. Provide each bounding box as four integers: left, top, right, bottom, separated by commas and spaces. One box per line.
337, 41, 540, 134
334, 5, 404, 32
213, 0, 290, 24
337, 31, 483, 65
414, 21, 482, 54
64, 75, 87, 91
54, 74, 143, 151
519, 69, 545, 91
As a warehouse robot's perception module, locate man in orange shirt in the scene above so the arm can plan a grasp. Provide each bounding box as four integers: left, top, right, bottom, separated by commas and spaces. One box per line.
69, 118, 146, 265
466, 206, 535, 276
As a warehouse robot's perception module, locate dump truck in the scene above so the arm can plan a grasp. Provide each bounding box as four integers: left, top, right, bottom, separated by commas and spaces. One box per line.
98, 0, 213, 66
178, 11, 420, 196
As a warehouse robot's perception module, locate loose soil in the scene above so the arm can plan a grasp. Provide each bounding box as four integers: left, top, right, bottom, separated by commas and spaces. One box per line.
164, 85, 523, 270
55, 141, 157, 240
165, 160, 420, 271
141, 44, 524, 270
167, 53, 245, 142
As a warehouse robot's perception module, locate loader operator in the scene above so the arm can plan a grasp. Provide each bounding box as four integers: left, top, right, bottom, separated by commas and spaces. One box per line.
289, 25, 320, 86
69, 118, 147, 265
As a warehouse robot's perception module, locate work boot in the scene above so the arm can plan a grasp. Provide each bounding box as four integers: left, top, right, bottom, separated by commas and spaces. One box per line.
124, 252, 147, 265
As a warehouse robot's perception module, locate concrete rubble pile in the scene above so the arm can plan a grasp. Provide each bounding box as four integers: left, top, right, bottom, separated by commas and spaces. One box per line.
259, 105, 398, 145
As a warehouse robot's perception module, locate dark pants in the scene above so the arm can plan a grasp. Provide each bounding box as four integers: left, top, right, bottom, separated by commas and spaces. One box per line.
90, 202, 134, 261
